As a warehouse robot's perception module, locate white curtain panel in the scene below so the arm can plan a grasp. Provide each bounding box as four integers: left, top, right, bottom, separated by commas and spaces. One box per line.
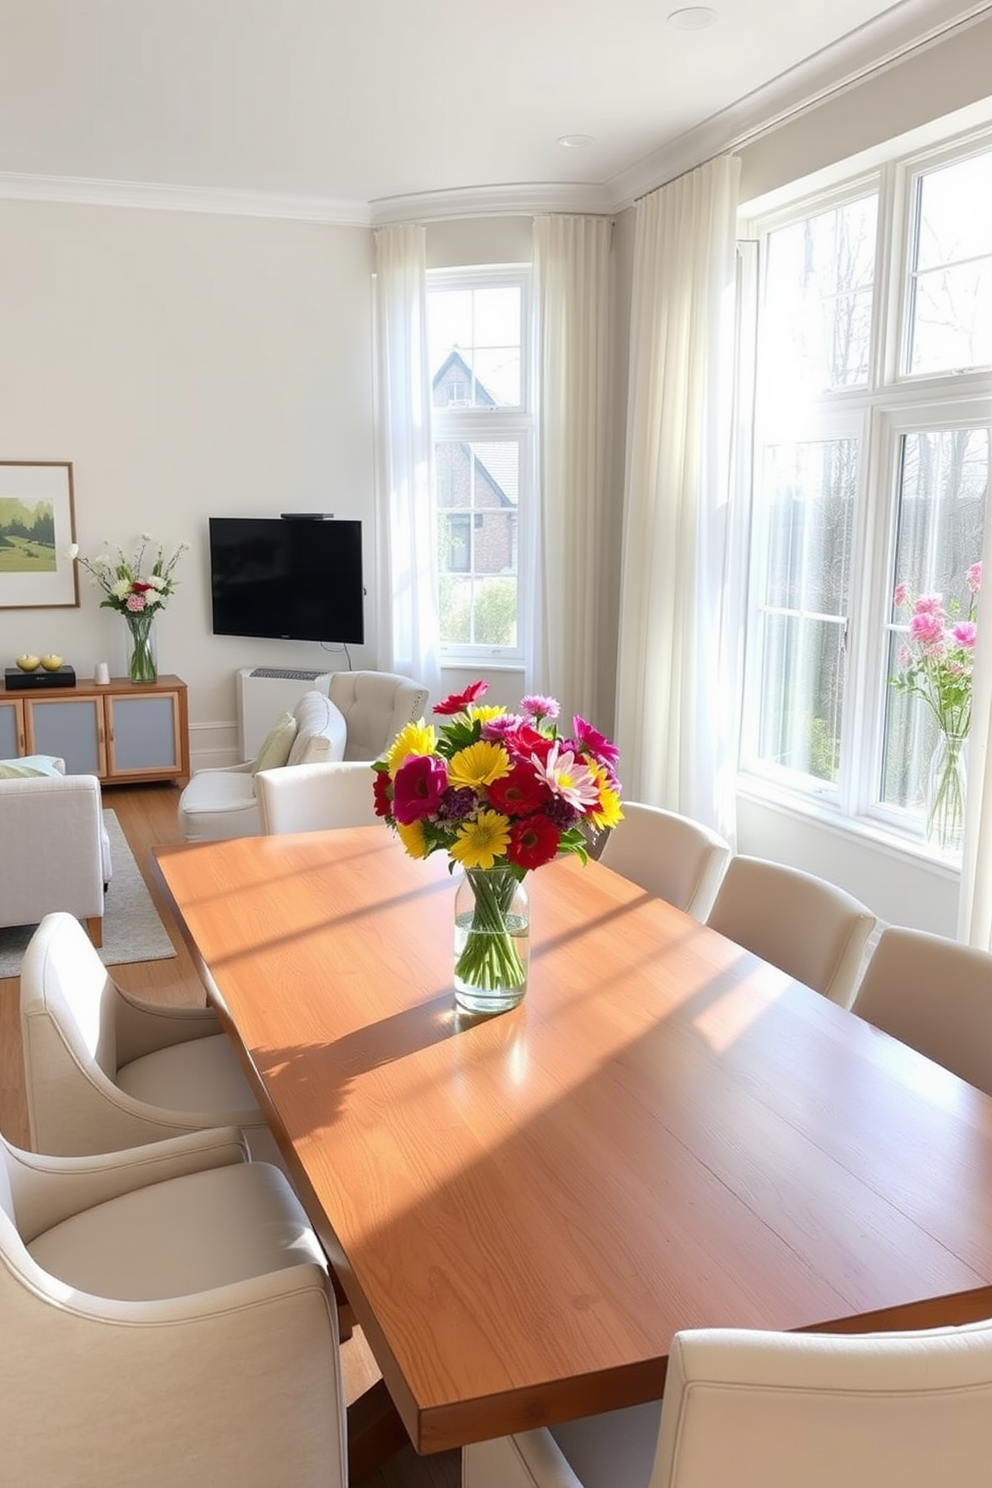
371, 224, 442, 700
531, 214, 614, 729
958, 514, 992, 947
615, 155, 741, 834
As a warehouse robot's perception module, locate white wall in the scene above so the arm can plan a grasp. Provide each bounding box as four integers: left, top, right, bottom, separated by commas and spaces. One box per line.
0, 198, 375, 768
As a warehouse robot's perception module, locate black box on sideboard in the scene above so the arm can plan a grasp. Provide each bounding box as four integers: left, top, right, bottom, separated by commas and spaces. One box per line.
4, 666, 77, 690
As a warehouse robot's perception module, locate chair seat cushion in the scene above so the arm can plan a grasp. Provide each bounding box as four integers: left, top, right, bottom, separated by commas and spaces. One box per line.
177, 769, 260, 841
117, 1032, 259, 1119
27, 1160, 325, 1299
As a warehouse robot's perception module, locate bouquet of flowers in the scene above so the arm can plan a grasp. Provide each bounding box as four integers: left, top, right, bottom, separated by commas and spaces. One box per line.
373, 681, 622, 1006
890, 562, 981, 848
68, 534, 189, 615
890, 562, 981, 738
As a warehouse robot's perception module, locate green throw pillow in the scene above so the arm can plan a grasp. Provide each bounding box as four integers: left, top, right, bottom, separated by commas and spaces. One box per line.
0, 754, 65, 778
251, 711, 298, 774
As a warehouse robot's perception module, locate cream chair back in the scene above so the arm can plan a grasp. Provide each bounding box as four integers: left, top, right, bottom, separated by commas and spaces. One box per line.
257, 759, 380, 835
851, 926, 992, 1094
599, 802, 731, 920
706, 855, 876, 1007
328, 669, 429, 760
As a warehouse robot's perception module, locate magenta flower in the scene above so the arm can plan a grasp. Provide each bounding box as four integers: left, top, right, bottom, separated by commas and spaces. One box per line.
909, 612, 945, 646
572, 715, 621, 771
893, 581, 909, 608
953, 622, 978, 649
913, 593, 945, 617
392, 754, 448, 825
968, 562, 983, 594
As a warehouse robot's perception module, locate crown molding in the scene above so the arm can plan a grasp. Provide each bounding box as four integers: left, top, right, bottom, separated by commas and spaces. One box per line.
369, 181, 613, 226
606, 0, 992, 209
0, 171, 371, 226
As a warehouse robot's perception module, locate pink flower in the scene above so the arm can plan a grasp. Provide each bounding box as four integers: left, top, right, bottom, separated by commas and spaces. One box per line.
968, 562, 983, 594
125, 594, 147, 612
909, 611, 945, 646
392, 754, 448, 824
953, 622, 978, 649
531, 741, 600, 810
913, 593, 945, 617
893, 581, 910, 608
898, 643, 912, 668
520, 694, 559, 722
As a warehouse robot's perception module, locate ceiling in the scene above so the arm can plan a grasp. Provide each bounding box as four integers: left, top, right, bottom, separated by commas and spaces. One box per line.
0, 0, 987, 221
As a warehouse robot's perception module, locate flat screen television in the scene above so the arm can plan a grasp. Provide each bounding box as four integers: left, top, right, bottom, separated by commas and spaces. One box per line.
208, 517, 365, 644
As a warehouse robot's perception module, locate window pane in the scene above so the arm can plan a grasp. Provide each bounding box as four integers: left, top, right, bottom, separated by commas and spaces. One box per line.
748, 438, 856, 783
762, 195, 877, 397
428, 284, 522, 408
434, 438, 519, 646
907, 149, 992, 375
880, 426, 989, 823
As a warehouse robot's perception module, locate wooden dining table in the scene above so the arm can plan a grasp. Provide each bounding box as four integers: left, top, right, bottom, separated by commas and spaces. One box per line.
153, 827, 992, 1463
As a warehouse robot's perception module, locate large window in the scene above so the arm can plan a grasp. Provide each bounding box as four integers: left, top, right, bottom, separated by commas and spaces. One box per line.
740, 128, 992, 853
427, 268, 533, 658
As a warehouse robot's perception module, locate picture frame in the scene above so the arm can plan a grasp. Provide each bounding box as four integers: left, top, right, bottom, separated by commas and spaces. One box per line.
0, 461, 79, 609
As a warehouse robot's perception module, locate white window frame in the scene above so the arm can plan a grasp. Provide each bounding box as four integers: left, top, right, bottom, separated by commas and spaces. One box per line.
427, 264, 534, 665
738, 119, 992, 859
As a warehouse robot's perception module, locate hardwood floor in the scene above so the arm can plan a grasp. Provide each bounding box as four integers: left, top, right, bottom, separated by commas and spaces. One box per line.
0, 782, 460, 1488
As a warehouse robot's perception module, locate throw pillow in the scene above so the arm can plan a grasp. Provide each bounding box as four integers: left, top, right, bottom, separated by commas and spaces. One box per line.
0, 754, 66, 778
251, 711, 298, 774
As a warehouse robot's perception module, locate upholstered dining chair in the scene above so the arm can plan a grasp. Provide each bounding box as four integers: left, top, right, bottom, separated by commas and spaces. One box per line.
19, 911, 282, 1165
256, 759, 380, 835
598, 802, 731, 920
0, 1124, 347, 1487
705, 855, 876, 1008
463, 1317, 992, 1488
851, 925, 992, 1094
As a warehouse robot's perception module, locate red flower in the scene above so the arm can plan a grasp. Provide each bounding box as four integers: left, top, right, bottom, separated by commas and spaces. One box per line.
434, 680, 489, 715
502, 723, 552, 762
372, 769, 393, 818
507, 814, 560, 869
487, 763, 549, 818
392, 754, 448, 825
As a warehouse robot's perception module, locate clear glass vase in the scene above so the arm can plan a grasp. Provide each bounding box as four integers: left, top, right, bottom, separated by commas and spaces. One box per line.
925, 731, 967, 852
123, 610, 157, 684
453, 866, 530, 1015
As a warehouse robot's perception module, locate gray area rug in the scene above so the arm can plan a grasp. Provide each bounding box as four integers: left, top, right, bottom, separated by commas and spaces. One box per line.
0, 808, 177, 977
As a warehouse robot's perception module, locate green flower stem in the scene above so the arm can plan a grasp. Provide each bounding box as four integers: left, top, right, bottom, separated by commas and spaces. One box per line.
124, 611, 156, 683
455, 867, 527, 991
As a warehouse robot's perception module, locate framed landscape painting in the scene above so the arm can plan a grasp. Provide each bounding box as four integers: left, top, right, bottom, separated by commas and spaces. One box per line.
0, 461, 79, 609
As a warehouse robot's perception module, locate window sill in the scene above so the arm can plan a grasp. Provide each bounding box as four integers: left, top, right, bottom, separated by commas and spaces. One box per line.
736, 775, 963, 881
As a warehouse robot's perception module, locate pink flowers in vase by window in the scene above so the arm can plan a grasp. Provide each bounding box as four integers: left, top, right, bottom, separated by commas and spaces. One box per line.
890, 562, 982, 738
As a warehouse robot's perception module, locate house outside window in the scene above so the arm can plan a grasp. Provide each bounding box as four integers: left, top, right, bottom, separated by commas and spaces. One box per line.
427, 268, 532, 657
739, 125, 992, 854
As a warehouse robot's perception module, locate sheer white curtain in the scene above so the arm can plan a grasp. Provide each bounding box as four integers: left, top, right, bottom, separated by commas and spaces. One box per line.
530, 215, 614, 727
614, 155, 741, 835
957, 517, 992, 946
371, 224, 441, 701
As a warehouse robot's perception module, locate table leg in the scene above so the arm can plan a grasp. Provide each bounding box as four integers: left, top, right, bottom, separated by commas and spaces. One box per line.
348, 1378, 410, 1483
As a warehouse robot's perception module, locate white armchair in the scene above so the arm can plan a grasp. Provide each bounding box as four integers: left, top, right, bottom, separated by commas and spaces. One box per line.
0, 766, 112, 946
0, 1124, 347, 1487
177, 672, 429, 843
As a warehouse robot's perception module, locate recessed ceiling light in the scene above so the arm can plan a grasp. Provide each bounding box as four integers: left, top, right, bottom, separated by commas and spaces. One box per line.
558, 134, 595, 149
667, 7, 718, 29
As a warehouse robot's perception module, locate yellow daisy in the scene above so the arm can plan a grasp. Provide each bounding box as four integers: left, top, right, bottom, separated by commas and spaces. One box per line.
588, 767, 624, 832
387, 721, 436, 776
450, 810, 511, 869
448, 740, 511, 791
396, 818, 430, 859
468, 705, 506, 725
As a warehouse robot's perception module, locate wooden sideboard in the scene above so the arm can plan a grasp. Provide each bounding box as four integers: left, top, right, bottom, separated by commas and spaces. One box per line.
0, 674, 190, 786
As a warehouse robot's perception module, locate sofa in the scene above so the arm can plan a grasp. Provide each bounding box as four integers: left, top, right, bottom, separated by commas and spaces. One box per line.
0, 759, 113, 945
177, 671, 429, 842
